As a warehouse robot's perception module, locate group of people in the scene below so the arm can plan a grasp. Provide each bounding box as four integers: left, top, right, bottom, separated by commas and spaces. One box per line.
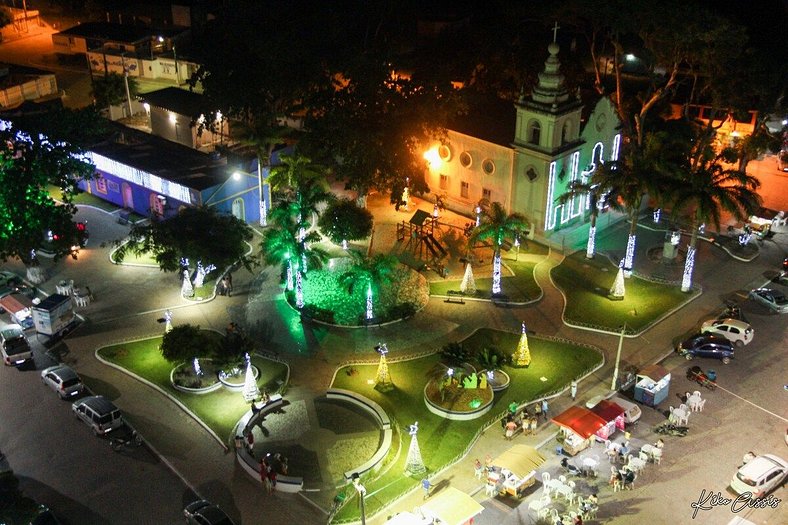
501, 399, 549, 440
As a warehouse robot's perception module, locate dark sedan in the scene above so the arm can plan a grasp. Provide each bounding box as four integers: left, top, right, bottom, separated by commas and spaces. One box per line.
677, 334, 735, 364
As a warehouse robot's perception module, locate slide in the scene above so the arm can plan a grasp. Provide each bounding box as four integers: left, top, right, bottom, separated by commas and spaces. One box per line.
426, 233, 447, 257
422, 234, 440, 258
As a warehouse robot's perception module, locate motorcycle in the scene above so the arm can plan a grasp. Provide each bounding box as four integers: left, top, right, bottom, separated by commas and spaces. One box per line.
654, 423, 689, 437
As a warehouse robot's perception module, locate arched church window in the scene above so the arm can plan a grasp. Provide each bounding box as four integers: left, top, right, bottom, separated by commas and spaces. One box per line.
529, 121, 541, 145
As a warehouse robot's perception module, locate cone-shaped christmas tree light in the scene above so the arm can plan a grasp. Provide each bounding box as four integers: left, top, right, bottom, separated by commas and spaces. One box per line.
459, 263, 477, 295
242, 353, 260, 402
609, 261, 625, 300
375, 343, 391, 386
181, 270, 194, 297
404, 421, 426, 476
512, 322, 531, 367
164, 309, 173, 333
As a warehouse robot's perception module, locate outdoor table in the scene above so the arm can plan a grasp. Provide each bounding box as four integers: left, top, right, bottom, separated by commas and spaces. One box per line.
669, 407, 689, 425
582, 457, 599, 476
688, 393, 702, 411
641, 444, 657, 459
56, 281, 72, 295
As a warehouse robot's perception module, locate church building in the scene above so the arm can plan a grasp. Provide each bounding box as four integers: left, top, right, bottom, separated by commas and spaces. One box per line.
422, 38, 623, 247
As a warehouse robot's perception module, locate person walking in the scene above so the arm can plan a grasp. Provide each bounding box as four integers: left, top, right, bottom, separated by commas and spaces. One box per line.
245, 431, 255, 457
571, 380, 578, 400
521, 417, 529, 436
529, 416, 537, 435
505, 419, 517, 440
534, 402, 542, 421
226, 272, 234, 297
541, 399, 549, 421
421, 478, 432, 500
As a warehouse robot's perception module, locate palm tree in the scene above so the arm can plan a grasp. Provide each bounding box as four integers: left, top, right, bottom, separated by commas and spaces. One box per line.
267, 153, 326, 201
557, 180, 608, 259
260, 203, 327, 286
668, 151, 761, 292
235, 120, 293, 226
338, 252, 399, 320
468, 201, 529, 296
589, 132, 673, 276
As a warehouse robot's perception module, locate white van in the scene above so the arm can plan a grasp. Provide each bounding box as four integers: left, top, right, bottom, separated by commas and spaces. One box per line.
611, 396, 642, 424
72, 396, 123, 435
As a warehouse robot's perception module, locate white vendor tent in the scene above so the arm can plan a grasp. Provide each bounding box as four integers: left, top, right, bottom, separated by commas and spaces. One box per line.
419, 487, 484, 525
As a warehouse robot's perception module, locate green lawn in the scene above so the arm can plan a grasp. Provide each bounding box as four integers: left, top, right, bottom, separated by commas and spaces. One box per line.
96, 335, 289, 441
329, 328, 602, 522
47, 184, 119, 212
551, 251, 695, 334
429, 259, 541, 302
109, 246, 159, 266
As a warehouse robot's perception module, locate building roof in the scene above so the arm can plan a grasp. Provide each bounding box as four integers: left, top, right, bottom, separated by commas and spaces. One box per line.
90, 122, 228, 191
140, 87, 205, 118
419, 487, 484, 525
551, 405, 607, 439
56, 21, 156, 44
638, 364, 670, 382
589, 399, 626, 423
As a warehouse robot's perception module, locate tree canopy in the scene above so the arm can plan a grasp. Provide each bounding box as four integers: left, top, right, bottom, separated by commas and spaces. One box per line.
160, 324, 218, 363
318, 198, 374, 245
91, 73, 138, 109
0, 108, 104, 269
113, 206, 255, 273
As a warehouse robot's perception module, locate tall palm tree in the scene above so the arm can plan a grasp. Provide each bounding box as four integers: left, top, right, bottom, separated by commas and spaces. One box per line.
669, 151, 761, 292
235, 120, 293, 227
260, 203, 327, 285
590, 132, 673, 276
557, 180, 608, 259
267, 153, 326, 201
468, 201, 529, 296
338, 252, 398, 320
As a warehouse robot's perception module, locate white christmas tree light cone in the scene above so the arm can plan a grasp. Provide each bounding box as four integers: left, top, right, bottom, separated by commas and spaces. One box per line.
459, 263, 477, 295
181, 270, 194, 297
242, 356, 260, 402
610, 266, 626, 299
404, 422, 426, 476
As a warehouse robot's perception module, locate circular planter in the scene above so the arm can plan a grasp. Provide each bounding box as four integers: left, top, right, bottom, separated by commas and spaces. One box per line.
423, 380, 494, 421
170, 360, 223, 394
218, 365, 260, 391
480, 369, 510, 392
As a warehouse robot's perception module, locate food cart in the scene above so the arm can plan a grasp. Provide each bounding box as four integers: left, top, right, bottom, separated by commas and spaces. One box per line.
0, 293, 34, 329
589, 399, 626, 441
419, 487, 484, 525
634, 364, 671, 407
487, 444, 546, 498
551, 406, 606, 456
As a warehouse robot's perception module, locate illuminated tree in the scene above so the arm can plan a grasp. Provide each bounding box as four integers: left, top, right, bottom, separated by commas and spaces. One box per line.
468, 201, 528, 296
338, 253, 398, 320
404, 422, 426, 476
609, 265, 625, 300
318, 198, 373, 246
512, 322, 531, 367
459, 263, 477, 295
160, 324, 219, 374
242, 354, 260, 402
0, 108, 102, 283
261, 202, 328, 282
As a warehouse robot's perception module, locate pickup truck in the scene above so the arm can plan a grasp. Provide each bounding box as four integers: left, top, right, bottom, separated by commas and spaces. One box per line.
1, 323, 33, 366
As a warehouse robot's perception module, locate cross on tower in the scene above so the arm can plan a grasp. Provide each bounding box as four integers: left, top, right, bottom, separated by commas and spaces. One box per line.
552, 21, 560, 43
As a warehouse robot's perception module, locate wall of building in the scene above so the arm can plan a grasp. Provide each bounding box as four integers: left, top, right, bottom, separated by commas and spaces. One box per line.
0, 75, 58, 108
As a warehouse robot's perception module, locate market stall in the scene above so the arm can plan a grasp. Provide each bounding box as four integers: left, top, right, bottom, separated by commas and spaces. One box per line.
487, 444, 546, 497
419, 487, 484, 525
589, 399, 626, 441
634, 364, 671, 407
551, 406, 606, 456
0, 293, 34, 329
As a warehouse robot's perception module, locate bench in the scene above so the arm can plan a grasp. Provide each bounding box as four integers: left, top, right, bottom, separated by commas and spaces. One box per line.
444, 291, 465, 304
343, 428, 392, 480
245, 394, 284, 432
117, 209, 132, 225
326, 388, 390, 429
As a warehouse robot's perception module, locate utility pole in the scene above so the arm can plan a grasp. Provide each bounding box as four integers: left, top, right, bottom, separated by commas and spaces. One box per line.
611, 323, 626, 391
121, 52, 133, 117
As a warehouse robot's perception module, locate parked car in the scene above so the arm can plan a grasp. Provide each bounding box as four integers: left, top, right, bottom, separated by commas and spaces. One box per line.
700, 318, 754, 347
676, 334, 735, 364
1, 323, 33, 367
0, 271, 34, 300
748, 288, 788, 313
730, 454, 788, 499
184, 500, 236, 525
41, 364, 84, 399
72, 396, 123, 435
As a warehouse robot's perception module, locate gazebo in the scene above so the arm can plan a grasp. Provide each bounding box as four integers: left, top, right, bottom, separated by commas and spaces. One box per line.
489, 444, 546, 497
551, 405, 606, 456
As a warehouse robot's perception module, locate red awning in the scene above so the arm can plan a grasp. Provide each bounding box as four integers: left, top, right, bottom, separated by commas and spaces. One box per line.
589, 400, 626, 423
0, 293, 33, 315
551, 406, 607, 439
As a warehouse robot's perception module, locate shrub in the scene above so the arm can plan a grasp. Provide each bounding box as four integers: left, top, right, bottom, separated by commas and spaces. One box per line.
302, 303, 336, 323
440, 342, 471, 366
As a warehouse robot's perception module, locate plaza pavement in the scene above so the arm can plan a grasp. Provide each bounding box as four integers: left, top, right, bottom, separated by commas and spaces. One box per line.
5, 193, 787, 524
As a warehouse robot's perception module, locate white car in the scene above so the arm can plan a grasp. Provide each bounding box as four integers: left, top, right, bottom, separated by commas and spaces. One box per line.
41, 364, 84, 399
730, 454, 788, 499
748, 288, 788, 313
700, 318, 754, 347
1, 323, 32, 367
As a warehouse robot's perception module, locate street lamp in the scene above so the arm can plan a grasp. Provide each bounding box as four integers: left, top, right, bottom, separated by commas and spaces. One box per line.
120, 52, 133, 117
351, 473, 366, 525
611, 323, 626, 390
514, 235, 520, 261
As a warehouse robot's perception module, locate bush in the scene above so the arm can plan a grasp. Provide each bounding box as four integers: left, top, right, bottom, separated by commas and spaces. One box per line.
440, 342, 471, 366
301, 303, 335, 323
386, 301, 417, 319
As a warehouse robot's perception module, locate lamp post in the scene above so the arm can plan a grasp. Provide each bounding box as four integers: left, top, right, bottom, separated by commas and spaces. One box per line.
351, 473, 366, 525
611, 323, 626, 391
120, 52, 133, 117
514, 235, 520, 261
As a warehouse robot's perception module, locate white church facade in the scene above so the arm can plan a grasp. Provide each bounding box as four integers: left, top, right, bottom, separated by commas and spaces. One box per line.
422, 41, 623, 246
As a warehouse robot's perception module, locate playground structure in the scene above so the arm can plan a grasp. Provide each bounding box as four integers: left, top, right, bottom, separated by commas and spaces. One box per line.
397, 209, 449, 275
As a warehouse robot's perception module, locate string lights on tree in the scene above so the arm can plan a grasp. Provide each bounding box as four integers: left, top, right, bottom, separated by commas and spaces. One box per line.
404, 421, 426, 476
512, 322, 531, 367
653, 208, 661, 224
623, 234, 636, 277
609, 260, 626, 300
492, 249, 502, 294
295, 267, 304, 308
242, 352, 260, 402
285, 254, 294, 291
586, 225, 596, 259
681, 246, 696, 292
374, 343, 391, 387
460, 263, 477, 295
365, 283, 374, 320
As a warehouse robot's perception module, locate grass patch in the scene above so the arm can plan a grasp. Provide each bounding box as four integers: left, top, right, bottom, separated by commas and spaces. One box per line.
97, 335, 288, 441
551, 251, 694, 333
429, 259, 541, 301
329, 328, 601, 522
110, 245, 159, 266
47, 184, 119, 212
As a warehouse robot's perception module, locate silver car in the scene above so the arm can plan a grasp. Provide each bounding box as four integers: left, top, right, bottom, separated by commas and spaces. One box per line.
748, 288, 788, 313
41, 365, 84, 399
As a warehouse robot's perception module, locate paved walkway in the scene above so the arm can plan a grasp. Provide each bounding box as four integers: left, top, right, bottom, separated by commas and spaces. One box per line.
6, 195, 787, 524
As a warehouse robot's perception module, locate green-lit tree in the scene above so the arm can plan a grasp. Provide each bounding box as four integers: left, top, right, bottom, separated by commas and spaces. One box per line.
260, 203, 328, 283
160, 324, 218, 363
468, 201, 529, 296
112, 206, 255, 277
338, 252, 398, 320
317, 198, 373, 246
0, 108, 103, 283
